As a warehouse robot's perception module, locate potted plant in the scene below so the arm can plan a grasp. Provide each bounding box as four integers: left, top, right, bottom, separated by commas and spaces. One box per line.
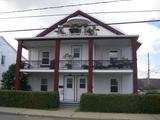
69, 25, 80, 34
121, 57, 131, 68
87, 25, 99, 35
65, 63, 72, 69
81, 64, 88, 69
63, 53, 73, 69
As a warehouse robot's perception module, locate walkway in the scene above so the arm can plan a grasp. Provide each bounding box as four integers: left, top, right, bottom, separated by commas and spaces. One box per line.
0, 106, 159, 120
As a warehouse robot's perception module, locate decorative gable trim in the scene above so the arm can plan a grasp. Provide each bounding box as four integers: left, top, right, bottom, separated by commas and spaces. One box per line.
37, 10, 124, 37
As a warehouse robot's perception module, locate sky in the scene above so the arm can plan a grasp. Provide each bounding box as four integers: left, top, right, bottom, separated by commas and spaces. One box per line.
0, 0, 160, 78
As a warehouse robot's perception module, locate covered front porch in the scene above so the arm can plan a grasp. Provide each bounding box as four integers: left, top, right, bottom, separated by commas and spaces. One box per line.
27, 72, 133, 103
93, 73, 133, 94
15, 35, 138, 94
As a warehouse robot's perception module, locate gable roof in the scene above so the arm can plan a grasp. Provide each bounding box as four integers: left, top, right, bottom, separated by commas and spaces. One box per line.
0, 36, 27, 60
37, 10, 124, 37
0, 36, 17, 53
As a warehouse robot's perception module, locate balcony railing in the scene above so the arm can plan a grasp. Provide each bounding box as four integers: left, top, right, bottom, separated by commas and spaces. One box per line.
21, 60, 54, 70
59, 60, 88, 70
21, 60, 132, 70
56, 25, 98, 36
93, 60, 132, 70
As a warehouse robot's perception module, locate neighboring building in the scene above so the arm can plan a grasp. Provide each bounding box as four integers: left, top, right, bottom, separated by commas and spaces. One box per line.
138, 78, 160, 90
15, 10, 140, 103
0, 36, 17, 86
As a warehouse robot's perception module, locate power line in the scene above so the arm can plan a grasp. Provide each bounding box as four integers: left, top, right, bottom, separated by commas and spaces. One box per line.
150, 68, 160, 72
0, 0, 131, 14
107, 19, 160, 25
150, 65, 160, 70
0, 19, 159, 33
0, 28, 46, 33
0, 9, 160, 20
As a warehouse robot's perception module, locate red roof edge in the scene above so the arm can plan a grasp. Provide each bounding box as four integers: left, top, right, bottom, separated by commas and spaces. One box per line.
37, 10, 124, 37
137, 41, 141, 50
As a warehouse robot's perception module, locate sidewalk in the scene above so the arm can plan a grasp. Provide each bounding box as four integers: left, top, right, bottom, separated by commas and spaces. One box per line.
0, 106, 159, 120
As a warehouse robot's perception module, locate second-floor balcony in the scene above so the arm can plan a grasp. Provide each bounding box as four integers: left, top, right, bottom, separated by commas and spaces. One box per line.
21, 59, 132, 71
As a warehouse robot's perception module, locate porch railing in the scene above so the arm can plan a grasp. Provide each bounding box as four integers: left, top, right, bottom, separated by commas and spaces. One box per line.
93, 60, 132, 70
59, 60, 88, 70
21, 60, 132, 70
21, 60, 54, 70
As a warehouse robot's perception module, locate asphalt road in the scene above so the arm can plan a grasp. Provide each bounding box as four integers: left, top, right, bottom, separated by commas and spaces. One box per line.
0, 113, 90, 120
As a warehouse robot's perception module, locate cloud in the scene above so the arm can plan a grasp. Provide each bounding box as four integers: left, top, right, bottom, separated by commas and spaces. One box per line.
149, 22, 160, 28
138, 62, 160, 78
116, 22, 160, 78
115, 23, 160, 55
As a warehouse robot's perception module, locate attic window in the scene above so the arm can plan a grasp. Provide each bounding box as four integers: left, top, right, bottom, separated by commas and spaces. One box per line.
65, 16, 91, 26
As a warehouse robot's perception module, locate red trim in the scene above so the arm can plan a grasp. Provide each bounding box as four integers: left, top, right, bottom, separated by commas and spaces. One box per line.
88, 39, 93, 93
37, 10, 123, 37
15, 41, 22, 90
131, 38, 138, 94
17, 36, 138, 41
137, 41, 141, 50
54, 39, 61, 91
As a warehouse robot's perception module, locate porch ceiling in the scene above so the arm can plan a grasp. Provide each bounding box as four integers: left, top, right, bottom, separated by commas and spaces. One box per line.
94, 39, 131, 46
18, 35, 139, 49
22, 40, 56, 48
16, 35, 139, 41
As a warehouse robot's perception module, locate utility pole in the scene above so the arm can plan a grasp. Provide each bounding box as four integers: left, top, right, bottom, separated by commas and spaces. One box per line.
147, 53, 150, 89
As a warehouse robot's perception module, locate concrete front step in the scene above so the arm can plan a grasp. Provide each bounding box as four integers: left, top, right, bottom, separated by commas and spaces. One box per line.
60, 102, 79, 107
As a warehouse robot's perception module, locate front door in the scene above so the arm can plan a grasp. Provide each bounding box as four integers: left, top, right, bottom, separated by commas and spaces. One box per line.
63, 75, 87, 102
64, 76, 75, 101
77, 76, 87, 101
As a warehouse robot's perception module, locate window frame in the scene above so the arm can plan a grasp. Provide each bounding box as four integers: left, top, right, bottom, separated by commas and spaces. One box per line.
40, 78, 48, 91
72, 46, 81, 59
109, 50, 118, 60
110, 78, 118, 93
79, 78, 86, 88
41, 52, 50, 65
66, 78, 73, 88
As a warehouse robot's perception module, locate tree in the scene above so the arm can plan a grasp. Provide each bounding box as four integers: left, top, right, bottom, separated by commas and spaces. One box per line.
1, 64, 30, 90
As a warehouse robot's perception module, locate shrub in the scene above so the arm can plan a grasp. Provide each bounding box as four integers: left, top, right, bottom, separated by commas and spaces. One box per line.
0, 90, 59, 109
1, 64, 30, 90
140, 94, 160, 113
146, 90, 160, 94
80, 93, 160, 113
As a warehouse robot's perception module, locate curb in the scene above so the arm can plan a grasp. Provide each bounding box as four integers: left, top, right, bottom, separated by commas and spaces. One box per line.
0, 111, 131, 120
0, 111, 96, 120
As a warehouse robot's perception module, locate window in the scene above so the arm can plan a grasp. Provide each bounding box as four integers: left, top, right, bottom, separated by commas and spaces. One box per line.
109, 50, 118, 60
79, 78, 86, 88
41, 79, 48, 91
109, 51, 118, 65
73, 47, 80, 58
1, 55, 5, 65
42, 52, 49, 64
110, 79, 118, 92
67, 78, 73, 88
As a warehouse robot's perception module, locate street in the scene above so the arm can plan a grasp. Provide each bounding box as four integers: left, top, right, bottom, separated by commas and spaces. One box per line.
0, 113, 90, 120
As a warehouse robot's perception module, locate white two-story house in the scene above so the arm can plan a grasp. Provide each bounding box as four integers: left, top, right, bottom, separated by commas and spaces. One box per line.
0, 36, 17, 87
15, 10, 140, 103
